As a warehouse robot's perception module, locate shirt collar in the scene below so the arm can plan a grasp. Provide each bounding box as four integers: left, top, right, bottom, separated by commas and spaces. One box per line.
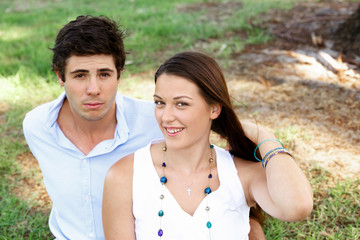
45, 92, 130, 144
46, 92, 66, 129
114, 93, 130, 144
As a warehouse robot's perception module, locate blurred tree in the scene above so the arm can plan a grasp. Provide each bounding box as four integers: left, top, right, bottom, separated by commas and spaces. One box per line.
333, 4, 360, 57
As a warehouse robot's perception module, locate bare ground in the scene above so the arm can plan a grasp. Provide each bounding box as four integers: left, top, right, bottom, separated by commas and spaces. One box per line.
225, 0, 360, 181
14, 0, 360, 213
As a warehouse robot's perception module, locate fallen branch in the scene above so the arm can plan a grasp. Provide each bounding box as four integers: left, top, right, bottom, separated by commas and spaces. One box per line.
315, 51, 348, 74
296, 15, 350, 23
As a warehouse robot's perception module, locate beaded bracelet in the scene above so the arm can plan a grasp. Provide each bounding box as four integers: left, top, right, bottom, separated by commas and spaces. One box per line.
262, 148, 292, 168
254, 139, 284, 162
262, 147, 284, 162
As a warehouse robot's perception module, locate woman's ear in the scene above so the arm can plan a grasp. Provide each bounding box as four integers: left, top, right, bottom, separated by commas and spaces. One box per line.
56, 71, 65, 86
210, 104, 222, 120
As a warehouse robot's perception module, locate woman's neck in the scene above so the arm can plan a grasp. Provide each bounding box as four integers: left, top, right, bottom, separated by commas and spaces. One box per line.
164, 140, 213, 173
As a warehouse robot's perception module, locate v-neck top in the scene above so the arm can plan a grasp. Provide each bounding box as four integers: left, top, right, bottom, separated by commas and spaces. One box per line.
133, 140, 250, 240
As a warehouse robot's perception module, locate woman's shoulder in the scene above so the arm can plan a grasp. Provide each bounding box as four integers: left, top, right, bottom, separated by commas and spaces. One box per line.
233, 156, 262, 171
106, 154, 135, 184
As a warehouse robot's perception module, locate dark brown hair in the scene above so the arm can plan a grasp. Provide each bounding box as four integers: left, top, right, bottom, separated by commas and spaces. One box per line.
155, 51, 265, 225
51, 15, 126, 81
155, 51, 260, 162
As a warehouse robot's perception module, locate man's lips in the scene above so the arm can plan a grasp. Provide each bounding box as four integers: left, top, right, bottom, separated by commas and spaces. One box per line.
84, 102, 103, 109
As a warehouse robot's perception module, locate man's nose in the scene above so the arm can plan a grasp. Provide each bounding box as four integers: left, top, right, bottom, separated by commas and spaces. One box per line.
87, 77, 100, 95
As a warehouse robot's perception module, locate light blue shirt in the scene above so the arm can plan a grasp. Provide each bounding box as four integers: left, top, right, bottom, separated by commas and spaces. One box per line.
23, 92, 163, 240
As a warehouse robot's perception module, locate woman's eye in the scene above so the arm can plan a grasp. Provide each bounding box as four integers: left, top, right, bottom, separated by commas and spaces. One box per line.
177, 102, 188, 107
154, 100, 164, 105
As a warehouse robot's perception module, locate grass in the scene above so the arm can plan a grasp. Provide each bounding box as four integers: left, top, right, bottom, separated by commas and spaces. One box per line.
0, 0, 359, 239
264, 169, 360, 239
0, 0, 295, 78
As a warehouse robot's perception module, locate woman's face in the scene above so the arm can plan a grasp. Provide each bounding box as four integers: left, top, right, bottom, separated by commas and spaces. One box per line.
154, 73, 220, 150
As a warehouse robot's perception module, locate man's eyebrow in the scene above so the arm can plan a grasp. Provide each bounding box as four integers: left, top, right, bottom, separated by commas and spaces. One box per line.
70, 69, 89, 74
98, 68, 115, 72
69, 68, 115, 74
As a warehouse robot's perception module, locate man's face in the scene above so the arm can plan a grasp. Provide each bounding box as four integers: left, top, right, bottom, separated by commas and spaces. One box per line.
59, 54, 120, 122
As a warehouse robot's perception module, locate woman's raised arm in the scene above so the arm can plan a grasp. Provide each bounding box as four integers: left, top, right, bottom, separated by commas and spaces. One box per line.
240, 121, 313, 221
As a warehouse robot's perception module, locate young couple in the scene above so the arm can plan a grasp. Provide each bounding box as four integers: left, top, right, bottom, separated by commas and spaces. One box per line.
23, 15, 312, 240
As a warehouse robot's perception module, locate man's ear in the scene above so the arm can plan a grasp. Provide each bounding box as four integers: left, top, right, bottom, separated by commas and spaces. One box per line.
210, 104, 222, 120
56, 71, 65, 86
117, 69, 122, 81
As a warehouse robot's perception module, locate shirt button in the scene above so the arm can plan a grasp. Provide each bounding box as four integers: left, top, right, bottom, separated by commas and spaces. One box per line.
83, 158, 87, 164
85, 195, 90, 202
89, 233, 94, 238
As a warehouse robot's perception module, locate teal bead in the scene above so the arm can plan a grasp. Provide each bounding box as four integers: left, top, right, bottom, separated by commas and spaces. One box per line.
207, 221, 212, 228
210, 144, 214, 149
158, 210, 164, 217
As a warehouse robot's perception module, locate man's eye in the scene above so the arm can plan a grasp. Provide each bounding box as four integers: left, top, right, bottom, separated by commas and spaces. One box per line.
75, 74, 85, 79
100, 73, 110, 77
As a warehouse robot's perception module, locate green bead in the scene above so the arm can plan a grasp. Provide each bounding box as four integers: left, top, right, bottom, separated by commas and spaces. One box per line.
158, 210, 164, 217
207, 221, 212, 229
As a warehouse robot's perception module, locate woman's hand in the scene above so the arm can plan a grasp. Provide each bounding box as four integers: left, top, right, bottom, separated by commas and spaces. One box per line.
240, 120, 275, 145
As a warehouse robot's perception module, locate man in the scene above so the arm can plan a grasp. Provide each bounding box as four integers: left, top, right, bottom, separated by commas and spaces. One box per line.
23, 15, 265, 239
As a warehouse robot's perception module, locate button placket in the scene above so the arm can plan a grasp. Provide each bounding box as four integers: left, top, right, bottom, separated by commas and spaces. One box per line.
81, 157, 96, 238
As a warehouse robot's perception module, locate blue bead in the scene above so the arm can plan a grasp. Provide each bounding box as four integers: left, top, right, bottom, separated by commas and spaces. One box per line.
162, 162, 166, 167
208, 173, 212, 178
158, 229, 163, 236
207, 221, 212, 228
158, 210, 164, 217
160, 176, 167, 184
204, 187, 211, 194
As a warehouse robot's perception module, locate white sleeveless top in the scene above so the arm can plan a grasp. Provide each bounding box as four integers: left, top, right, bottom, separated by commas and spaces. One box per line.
133, 140, 250, 240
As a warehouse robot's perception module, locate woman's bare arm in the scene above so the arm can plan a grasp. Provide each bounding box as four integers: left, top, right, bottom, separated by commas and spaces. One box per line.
102, 154, 136, 240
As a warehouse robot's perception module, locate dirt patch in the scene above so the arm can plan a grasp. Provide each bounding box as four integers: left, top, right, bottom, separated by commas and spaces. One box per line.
178, 1, 243, 23
226, 0, 360, 180
12, 152, 51, 213
190, 0, 360, 179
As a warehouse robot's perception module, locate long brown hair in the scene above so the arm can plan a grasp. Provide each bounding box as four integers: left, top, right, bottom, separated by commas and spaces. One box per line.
155, 51, 265, 225
155, 51, 260, 162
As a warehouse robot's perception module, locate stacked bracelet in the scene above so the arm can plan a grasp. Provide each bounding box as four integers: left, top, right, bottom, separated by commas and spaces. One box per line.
253, 139, 292, 168
262, 148, 292, 168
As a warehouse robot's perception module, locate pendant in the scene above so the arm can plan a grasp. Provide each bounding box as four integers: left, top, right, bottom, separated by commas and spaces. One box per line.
187, 187, 191, 196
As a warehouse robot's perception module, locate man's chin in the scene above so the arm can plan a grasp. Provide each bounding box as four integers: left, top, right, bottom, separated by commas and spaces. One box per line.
81, 113, 106, 122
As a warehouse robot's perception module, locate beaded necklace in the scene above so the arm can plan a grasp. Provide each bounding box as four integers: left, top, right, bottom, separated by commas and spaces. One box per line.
158, 144, 215, 239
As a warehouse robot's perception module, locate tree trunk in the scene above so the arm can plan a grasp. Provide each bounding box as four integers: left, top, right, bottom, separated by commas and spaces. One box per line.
333, 4, 360, 57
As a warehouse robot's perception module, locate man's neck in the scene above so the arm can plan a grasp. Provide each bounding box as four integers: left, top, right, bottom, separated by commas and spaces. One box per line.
57, 99, 117, 155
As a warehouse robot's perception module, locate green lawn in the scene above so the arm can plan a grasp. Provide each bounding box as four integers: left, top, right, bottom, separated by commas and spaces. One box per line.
0, 0, 359, 239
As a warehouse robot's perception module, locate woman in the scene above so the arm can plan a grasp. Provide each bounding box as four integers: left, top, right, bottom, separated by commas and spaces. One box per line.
102, 51, 313, 239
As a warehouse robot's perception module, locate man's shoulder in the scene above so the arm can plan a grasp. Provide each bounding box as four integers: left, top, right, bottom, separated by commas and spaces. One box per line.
23, 97, 61, 133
